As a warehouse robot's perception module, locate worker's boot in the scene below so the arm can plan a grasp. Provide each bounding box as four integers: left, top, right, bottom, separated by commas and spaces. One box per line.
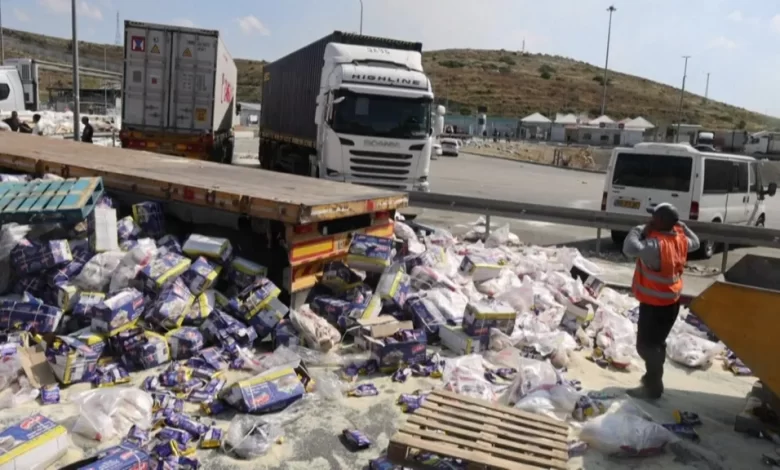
627, 351, 664, 400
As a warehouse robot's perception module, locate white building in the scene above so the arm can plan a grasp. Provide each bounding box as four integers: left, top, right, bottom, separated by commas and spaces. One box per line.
238, 102, 261, 127
551, 113, 579, 142
518, 112, 552, 140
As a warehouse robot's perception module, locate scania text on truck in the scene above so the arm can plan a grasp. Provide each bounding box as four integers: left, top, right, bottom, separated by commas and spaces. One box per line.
120, 21, 237, 162
260, 31, 435, 191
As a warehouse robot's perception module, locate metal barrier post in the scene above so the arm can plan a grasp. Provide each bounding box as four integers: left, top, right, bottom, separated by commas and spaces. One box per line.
596, 228, 602, 253
721, 244, 729, 273
485, 214, 491, 238
112, 129, 116, 147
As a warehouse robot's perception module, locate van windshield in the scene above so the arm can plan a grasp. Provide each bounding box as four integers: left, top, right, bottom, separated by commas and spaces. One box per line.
612, 153, 693, 192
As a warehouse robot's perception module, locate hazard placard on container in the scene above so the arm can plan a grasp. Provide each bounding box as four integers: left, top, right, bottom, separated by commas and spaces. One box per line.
182, 48, 192, 58
150, 44, 160, 54
195, 108, 207, 121
131, 36, 145, 52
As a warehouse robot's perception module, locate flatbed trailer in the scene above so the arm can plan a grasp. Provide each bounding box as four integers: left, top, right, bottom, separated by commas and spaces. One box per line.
0, 133, 407, 307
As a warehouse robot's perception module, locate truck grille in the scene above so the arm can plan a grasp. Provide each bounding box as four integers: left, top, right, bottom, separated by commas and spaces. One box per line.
349, 150, 412, 180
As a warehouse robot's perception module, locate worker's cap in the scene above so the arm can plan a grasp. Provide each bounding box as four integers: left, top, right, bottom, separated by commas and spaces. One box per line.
653, 203, 680, 223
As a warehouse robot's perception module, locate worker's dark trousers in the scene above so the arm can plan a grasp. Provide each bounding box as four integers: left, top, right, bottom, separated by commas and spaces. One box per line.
636, 301, 681, 393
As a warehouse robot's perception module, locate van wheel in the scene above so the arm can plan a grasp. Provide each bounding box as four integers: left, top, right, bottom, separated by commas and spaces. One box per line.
695, 219, 720, 259
610, 230, 627, 246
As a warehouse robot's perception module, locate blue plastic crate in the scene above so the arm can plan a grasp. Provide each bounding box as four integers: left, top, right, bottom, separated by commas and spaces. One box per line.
0, 177, 104, 225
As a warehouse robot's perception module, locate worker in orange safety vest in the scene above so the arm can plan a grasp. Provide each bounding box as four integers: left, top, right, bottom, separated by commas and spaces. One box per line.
622, 203, 700, 400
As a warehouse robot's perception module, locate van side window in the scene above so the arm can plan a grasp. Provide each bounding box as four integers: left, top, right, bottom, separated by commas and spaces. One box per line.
0, 84, 10, 101
703, 159, 732, 194
733, 162, 749, 193
749, 163, 757, 193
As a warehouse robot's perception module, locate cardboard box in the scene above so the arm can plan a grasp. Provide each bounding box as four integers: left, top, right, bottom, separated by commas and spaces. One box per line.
458, 254, 503, 282
320, 261, 363, 293
201, 310, 257, 347
67, 444, 151, 470
246, 297, 289, 340
91, 288, 145, 336
184, 289, 227, 325
375, 264, 410, 311
347, 234, 394, 273
0, 414, 70, 470
221, 364, 311, 413
10, 239, 73, 275
69, 327, 108, 356
0, 300, 63, 334
45, 335, 100, 384
180, 256, 222, 295
88, 206, 120, 253
45, 261, 84, 288
166, 327, 204, 360
71, 292, 106, 319
462, 301, 516, 336
570, 262, 606, 299
356, 316, 427, 372
137, 252, 191, 293
272, 318, 301, 349
406, 297, 446, 339
182, 234, 233, 265
124, 331, 170, 370
147, 278, 194, 330
404, 245, 447, 273
156, 234, 182, 255
439, 325, 489, 355
132, 201, 166, 237
227, 256, 268, 291
227, 277, 282, 321
116, 215, 142, 241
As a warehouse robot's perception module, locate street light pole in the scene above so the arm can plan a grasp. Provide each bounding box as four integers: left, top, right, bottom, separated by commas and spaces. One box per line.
71, 0, 80, 141
704, 72, 710, 103
1, 0, 5, 65
675, 55, 691, 143
600, 5, 616, 116
359, 0, 363, 34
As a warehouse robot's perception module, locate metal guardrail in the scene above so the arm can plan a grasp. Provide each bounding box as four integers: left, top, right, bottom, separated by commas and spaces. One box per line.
409, 191, 780, 272
35, 59, 122, 81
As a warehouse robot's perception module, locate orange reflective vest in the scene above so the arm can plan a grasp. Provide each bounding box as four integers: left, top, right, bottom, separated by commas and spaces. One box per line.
632, 225, 688, 306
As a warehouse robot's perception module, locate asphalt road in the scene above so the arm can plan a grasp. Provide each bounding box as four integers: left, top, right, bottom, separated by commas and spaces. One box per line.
234, 138, 780, 274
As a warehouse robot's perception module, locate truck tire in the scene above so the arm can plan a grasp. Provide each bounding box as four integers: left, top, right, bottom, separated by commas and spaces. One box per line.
610, 230, 627, 247
222, 139, 234, 164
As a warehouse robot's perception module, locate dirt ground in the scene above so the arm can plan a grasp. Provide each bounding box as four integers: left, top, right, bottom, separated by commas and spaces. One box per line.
463, 140, 613, 171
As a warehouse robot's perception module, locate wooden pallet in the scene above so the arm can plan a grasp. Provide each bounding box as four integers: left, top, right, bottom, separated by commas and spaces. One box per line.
388, 389, 570, 470
0, 177, 104, 225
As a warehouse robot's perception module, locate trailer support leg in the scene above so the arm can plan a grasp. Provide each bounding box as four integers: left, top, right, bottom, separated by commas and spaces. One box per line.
721, 244, 729, 274
485, 214, 491, 239
596, 228, 602, 254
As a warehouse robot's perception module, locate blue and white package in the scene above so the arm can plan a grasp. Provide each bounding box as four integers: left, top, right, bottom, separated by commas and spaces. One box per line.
166, 327, 204, 360
347, 234, 394, 272
132, 201, 166, 237
138, 252, 192, 293
246, 297, 289, 340
10, 239, 73, 275
72, 291, 106, 319
147, 278, 194, 330
201, 310, 257, 347
180, 256, 222, 295
91, 288, 145, 336
375, 264, 410, 310
182, 234, 233, 265
227, 277, 281, 321
184, 290, 227, 325
157, 234, 183, 255
117, 215, 142, 241
226, 256, 268, 291
320, 261, 363, 293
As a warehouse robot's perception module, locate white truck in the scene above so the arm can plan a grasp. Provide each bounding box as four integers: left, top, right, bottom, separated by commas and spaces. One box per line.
119, 20, 238, 162
0, 59, 39, 112
259, 31, 436, 191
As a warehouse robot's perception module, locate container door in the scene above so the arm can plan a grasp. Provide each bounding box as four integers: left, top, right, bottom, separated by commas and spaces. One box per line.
169, 31, 218, 133
123, 25, 171, 129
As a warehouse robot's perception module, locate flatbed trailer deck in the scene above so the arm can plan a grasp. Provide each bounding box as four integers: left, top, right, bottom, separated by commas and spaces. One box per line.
0, 133, 408, 306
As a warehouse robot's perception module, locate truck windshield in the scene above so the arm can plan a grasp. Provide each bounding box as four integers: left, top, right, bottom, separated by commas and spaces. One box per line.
331, 90, 432, 139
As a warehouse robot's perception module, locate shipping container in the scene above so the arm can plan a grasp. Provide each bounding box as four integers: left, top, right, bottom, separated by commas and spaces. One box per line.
260, 31, 423, 148
122, 20, 237, 136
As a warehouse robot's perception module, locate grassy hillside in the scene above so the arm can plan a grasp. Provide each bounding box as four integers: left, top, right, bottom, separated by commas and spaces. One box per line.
3, 28, 777, 130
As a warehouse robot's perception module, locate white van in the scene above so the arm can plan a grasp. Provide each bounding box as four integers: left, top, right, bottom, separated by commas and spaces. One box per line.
602, 142, 777, 258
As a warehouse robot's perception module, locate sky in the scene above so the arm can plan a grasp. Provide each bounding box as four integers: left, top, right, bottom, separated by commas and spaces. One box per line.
3, 0, 780, 116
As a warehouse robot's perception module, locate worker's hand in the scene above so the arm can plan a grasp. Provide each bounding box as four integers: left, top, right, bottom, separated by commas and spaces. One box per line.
641, 224, 651, 238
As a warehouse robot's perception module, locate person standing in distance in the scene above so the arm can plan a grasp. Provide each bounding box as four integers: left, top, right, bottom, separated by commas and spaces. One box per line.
622, 203, 700, 400
81, 116, 94, 143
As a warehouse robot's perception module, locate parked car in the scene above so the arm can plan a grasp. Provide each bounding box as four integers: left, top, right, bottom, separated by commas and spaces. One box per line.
440, 138, 460, 157
432, 142, 442, 159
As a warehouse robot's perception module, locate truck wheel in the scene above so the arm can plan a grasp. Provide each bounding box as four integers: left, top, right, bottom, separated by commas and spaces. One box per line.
610, 230, 627, 247
222, 140, 234, 164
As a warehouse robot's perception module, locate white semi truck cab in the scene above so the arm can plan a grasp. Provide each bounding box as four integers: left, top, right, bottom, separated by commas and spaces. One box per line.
260, 32, 435, 191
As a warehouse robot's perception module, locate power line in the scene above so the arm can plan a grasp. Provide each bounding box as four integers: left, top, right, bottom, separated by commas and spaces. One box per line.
115, 11, 120, 45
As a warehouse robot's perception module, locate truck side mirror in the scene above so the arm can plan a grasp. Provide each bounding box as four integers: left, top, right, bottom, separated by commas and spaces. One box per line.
769, 182, 777, 197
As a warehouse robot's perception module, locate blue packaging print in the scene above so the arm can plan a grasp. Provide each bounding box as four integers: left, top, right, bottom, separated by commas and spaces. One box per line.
70, 327, 108, 355
406, 297, 446, 339
166, 327, 204, 360
54, 283, 79, 312
132, 201, 166, 237
79, 444, 151, 470
272, 318, 301, 348
227, 277, 281, 321
45, 335, 100, 384
462, 300, 516, 336
148, 278, 194, 330
201, 310, 257, 347
157, 234, 182, 255
72, 291, 106, 318
97, 194, 115, 208
0, 299, 62, 333
11, 275, 44, 297
91, 288, 145, 336
46, 260, 85, 287
359, 320, 428, 373
117, 215, 143, 241
347, 234, 394, 272
184, 290, 227, 325
180, 257, 222, 295
247, 297, 289, 340
226, 256, 268, 291
40, 384, 60, 404
376, 264, 410, 310
182, 234, 233, 265
221, 365, 308, 413
320, 261, 363, 293
404, 245, 447, 273
0, 414, 70, 469
10, 238, 73, 275
124, 331, 170, 370
69, 238, 93, 264
311, 296, 354, 323
138, 252, 192, 293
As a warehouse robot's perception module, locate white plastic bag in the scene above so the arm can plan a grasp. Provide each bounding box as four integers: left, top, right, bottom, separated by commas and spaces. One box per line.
580, 400, 677, 457
499, 356, 560, 403
109, 239, 158, 293
514, 384, 580, 421
476, 269, 521, 297
442, 355, 497, 402
74, 251, 126, 292
0, 224, 29, 260
224, 397, 308, 459
666, 333, 723, 368
0, 376, 39, 409
485, 224, 520, 248
425, 288, 468, 323
71, 387, 154, 442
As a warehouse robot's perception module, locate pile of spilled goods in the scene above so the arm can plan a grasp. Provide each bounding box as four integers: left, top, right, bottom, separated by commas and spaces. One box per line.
0, 173, 742, 469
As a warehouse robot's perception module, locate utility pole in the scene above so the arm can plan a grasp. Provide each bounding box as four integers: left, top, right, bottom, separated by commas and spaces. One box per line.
675, 55, 691, 143
103, 47, 107, 113
0, 0, 5, 65
704, 72, 710, 103
71, 0, 81, 141
358, 0, 363, 34
600, 5, 616, 116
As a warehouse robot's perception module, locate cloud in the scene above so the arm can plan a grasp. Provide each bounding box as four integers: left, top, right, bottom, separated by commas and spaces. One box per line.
13, 8, 30, 22
236, 15, 270, 36
708, 36, 737, 51
172, 18, 196, 28
38, 0, 102, 20
727, 10, 743, 22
